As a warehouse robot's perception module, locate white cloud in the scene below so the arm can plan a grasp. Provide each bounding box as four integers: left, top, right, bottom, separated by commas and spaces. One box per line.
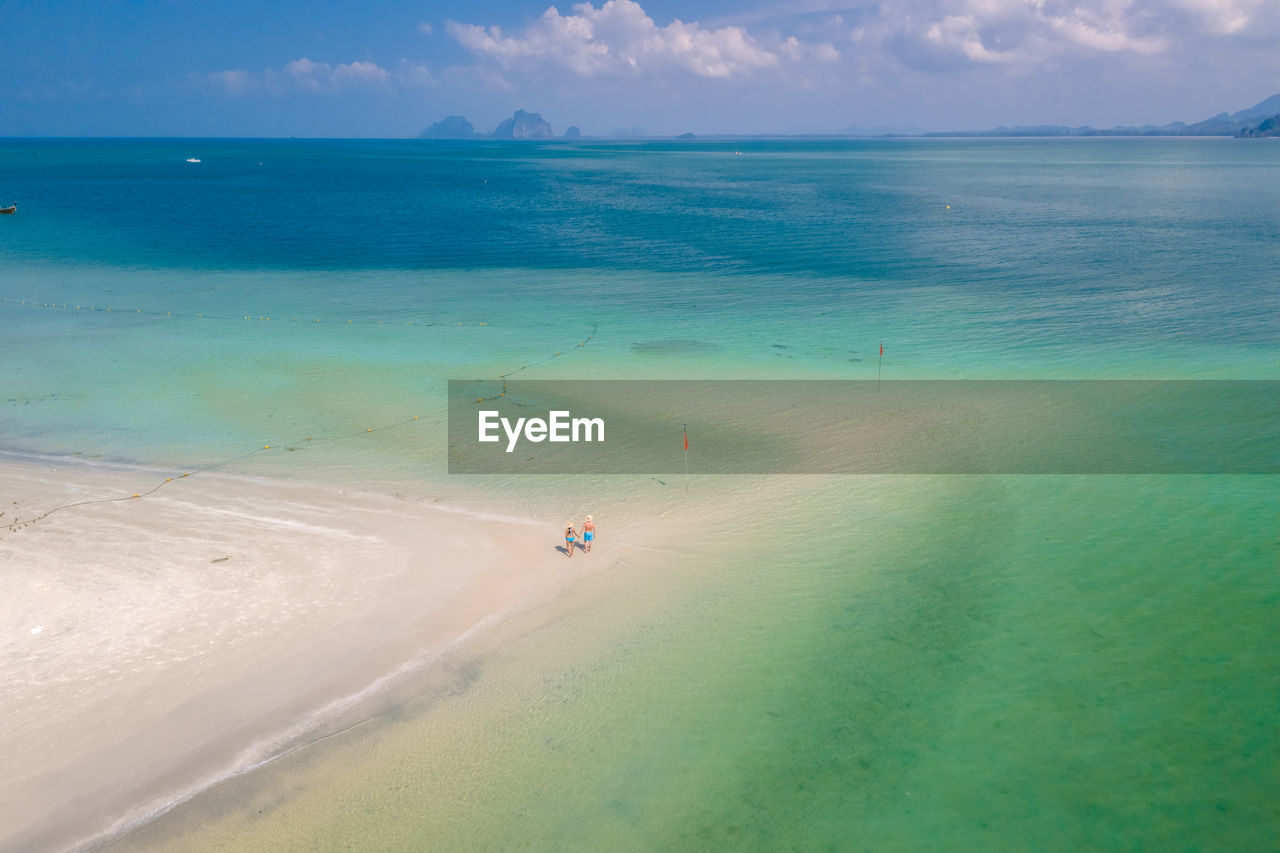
207, 58, 398, 95
446, 0, 837, 79
283, 58, 390, 91
283, 58, 329, 91
1046, 13, 1165, 55
418, 21, 434, 35
395, 61, 435, 88
924, 15, 1022, 63
1171, 0, 1262, 34
442, 0, 1211, 83
873, 0, 1183, 71
207, 69, 253, 95
331, 60, 391, 85
782, 35, 841, 62
723, 0, 1275, 72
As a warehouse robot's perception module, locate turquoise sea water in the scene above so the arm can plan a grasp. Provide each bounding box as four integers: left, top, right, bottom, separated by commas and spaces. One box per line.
2, 139, 1277, 850
3, 139, 1276, 480
2, 139, 1276, 474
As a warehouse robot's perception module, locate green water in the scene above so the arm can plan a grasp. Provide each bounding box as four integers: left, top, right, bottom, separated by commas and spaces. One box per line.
111, 474, 1278, 851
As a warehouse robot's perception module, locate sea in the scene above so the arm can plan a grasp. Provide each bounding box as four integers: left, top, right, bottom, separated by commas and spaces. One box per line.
1, 137, 1277, 850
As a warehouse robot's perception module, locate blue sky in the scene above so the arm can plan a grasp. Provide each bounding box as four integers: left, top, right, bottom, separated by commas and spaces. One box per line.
2, 0, 1278, 136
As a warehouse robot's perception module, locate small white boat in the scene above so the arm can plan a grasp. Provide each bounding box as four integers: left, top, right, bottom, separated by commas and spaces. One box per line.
185, 158, 201, 163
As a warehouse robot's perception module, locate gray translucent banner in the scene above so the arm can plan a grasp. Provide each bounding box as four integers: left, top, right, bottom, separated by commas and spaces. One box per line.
447, 380, 1279, 474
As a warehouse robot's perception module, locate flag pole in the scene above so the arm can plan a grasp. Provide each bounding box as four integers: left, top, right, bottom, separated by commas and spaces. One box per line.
683, 423, 688, 488
877, 339, 883, 391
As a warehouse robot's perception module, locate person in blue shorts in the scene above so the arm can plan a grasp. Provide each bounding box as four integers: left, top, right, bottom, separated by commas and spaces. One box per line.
582, 514, 595, 553
564, 521, 576, 558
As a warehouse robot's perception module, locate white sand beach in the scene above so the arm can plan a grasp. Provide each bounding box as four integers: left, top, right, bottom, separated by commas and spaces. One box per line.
0, 454, 645, 853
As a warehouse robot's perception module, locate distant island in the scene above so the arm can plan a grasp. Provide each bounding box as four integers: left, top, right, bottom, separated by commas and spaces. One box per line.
492, 110, 554, 140
419, 109, 559, 140
926, 93, 1280, 138
419, 115, 476, 139
418, 112, 690, 141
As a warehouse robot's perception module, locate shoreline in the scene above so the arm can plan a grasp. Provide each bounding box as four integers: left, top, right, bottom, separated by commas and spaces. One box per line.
0, 452, 665, 853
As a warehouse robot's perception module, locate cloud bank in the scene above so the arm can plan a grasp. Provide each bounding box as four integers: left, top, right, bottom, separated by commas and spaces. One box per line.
446, 0, 838, 79
204, 0, 1277, 98
443, 0, 1276, 78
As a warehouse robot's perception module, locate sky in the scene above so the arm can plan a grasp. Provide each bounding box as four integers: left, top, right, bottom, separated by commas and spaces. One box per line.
2, 0, 1278, 137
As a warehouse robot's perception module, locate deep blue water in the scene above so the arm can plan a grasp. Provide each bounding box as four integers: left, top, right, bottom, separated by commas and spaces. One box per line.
1, 139, 1277, 334
1, 138, 1276, 470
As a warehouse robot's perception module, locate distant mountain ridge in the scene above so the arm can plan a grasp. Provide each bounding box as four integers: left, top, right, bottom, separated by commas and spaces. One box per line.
927, 93, 1280, 138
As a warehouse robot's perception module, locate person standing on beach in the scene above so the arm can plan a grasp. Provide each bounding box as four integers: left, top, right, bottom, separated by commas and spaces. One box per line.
582, 514, 595, 553
564, 521, 576, 557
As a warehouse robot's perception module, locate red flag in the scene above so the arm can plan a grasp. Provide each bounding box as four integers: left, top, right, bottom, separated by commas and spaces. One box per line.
880, 341, 883, 356
684, 431, 688, 451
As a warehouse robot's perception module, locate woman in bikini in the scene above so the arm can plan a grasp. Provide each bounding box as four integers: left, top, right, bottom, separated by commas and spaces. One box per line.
564, 521, 576, 557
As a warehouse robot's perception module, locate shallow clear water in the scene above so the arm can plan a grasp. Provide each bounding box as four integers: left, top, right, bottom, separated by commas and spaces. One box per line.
2, 139, 1277, 850
111, 474, 1278, 852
